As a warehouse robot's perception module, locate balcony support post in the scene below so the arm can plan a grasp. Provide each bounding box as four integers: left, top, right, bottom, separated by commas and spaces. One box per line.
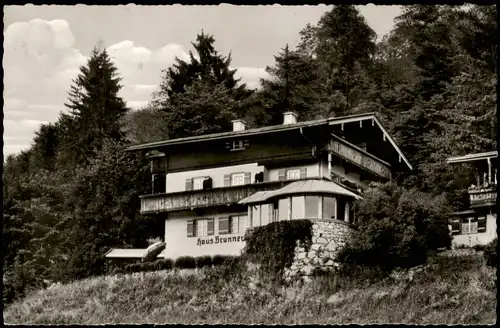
487, 157, 492, 185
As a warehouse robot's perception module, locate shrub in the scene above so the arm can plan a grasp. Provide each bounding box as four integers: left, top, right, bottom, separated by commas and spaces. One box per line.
338, 182, 451, 271
174, 256, 196, 269
195, 256, 213, 268
243, 219, 313, 281
483, 238, 497, 267
154, 259, 174, 270
212, 255, 235, 266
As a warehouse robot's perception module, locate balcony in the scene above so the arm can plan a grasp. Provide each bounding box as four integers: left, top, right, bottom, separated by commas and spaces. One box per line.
468, 184, 497, 207
140, 180, 289, 214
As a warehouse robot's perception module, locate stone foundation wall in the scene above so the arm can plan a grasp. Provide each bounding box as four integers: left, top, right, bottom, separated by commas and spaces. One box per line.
284, 220, 354, 282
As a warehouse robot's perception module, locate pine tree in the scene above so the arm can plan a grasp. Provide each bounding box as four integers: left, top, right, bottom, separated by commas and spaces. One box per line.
156, 31, 249, 103
152, 32, 252, 139
259, 44, 325, 125
61, 45, 128, 167
297, 5, 377, 115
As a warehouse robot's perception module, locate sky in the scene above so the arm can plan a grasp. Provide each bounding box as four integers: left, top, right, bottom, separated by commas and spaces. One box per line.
3, 4, 402, 157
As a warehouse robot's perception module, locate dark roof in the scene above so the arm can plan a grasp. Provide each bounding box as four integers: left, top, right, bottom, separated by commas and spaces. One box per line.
125, 112, 412, 170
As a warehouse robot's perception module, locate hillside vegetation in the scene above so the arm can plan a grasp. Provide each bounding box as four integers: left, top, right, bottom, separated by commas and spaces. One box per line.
4, 252, 496, 325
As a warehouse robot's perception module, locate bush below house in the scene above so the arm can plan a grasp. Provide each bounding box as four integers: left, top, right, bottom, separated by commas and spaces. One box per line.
243, 219, 313, 281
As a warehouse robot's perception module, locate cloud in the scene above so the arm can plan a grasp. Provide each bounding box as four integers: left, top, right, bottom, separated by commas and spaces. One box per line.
3, 18, 268, 157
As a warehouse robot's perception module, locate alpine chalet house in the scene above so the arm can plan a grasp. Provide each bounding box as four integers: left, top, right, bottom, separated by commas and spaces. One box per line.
118, 112, 412, 261
447, 151, 497, 247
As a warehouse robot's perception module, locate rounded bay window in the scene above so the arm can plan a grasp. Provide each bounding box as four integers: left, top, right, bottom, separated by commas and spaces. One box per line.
240, 179, 361, 227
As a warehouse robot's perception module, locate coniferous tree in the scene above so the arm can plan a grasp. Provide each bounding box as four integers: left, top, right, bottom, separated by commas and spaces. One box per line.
152, 32, 252, 139
295, 5, 377, 116
60, 45, 128, 167
259, 44, 325, 125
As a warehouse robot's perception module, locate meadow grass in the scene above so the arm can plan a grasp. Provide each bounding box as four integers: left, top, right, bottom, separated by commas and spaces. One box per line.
4, 253, 496, 324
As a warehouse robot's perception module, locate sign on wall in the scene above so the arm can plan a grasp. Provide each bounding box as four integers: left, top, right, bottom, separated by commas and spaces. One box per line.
197, 235, 246, 246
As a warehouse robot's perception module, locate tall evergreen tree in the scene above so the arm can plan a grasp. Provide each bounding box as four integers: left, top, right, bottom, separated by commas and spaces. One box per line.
60, 45, 128, 167
155, 31, 249, 103
259, 44, 325, 125
297, 5, 377, 116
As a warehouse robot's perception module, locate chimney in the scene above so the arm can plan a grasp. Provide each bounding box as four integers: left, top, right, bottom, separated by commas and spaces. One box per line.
283, 112, 298, 125
232, 119, 247, 132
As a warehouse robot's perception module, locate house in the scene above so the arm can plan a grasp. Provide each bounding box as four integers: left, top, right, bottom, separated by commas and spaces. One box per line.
447, 151, 497, 247
122, 112, 412, 260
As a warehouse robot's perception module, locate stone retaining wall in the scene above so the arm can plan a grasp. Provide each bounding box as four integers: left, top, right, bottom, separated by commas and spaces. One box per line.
283, 220, 354, 282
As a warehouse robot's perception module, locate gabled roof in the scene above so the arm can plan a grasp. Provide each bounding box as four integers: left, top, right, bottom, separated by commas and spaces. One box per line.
125, 112, 412, 171
239, 179, 362, 205
447, 151, 498, 164
126, 118, 329, 151
328, 113, 412, 170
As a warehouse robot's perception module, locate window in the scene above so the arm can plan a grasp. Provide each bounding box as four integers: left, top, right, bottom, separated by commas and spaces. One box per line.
193, 177, 206, 190
322, 196, 337, 220
219, 217, 230, 234
478, 215, 487, 232
344, 202, 350, 223
278, 167, 307, 181
287, 169, 301, 180
187, 219, 214, 237
224, 172, 251, 186
305, 196, 319, 218
461, 217, 478, 235
278, 198, 290, 221
252, 205, 261, 227
291, 196, 304, 219
231, 173, 245, 186
229, 215, 249, 234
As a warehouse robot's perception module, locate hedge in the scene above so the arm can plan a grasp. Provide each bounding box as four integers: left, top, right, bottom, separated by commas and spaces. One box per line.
195, 256, 213, 268
174, 256, 196, 269
243, 219, 313, 280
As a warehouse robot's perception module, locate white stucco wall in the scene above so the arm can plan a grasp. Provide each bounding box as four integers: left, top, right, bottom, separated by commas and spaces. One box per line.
165, 163, 264, 193
452, 214, 497, 247
163, 211, 249, 259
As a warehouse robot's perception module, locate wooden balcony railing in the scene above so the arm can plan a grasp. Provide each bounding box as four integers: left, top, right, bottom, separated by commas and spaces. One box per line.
140, 180, 289, 214
468, 184, 497, 207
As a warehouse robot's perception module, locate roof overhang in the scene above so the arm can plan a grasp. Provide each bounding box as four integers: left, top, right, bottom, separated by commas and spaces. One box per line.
447, 151, 498, 164
328, 113, 413, 171
125, 119, 329, 152
105, 249, 146, 259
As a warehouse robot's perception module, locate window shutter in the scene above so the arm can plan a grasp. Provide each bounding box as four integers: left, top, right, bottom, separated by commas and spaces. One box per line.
187, 220, 195, 237
219, 217, 229, 234
300, 167, 307, 179
278, 169, 286, 181
244, 172, 251, 184
478, 216, 487, 232
224, 174, 231, 187
451, 219, 460, 235
185, 178, 193, 191
207, 219, 215, 236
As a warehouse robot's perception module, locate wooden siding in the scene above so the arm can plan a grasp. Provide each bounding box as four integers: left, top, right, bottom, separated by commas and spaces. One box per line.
469, 186, 497, 207
140, 180, 289, 214
165, 132, 317, 173
328, 138, 391, 179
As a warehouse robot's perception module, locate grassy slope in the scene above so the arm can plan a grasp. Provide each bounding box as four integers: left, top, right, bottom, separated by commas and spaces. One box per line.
4, 253, 496, 325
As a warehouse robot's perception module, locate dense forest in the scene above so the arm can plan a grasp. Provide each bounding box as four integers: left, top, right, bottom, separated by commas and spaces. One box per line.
3, 5, 497, 304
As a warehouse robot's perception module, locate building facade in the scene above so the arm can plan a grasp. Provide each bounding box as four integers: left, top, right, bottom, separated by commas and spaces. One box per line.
122, 112, 412, 260
447, 151, 497, 247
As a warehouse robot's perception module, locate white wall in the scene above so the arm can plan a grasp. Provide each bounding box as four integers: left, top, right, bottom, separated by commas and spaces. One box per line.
452, 214, 497, 247
163, 211, 248, 259
166, 163, 264, 193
